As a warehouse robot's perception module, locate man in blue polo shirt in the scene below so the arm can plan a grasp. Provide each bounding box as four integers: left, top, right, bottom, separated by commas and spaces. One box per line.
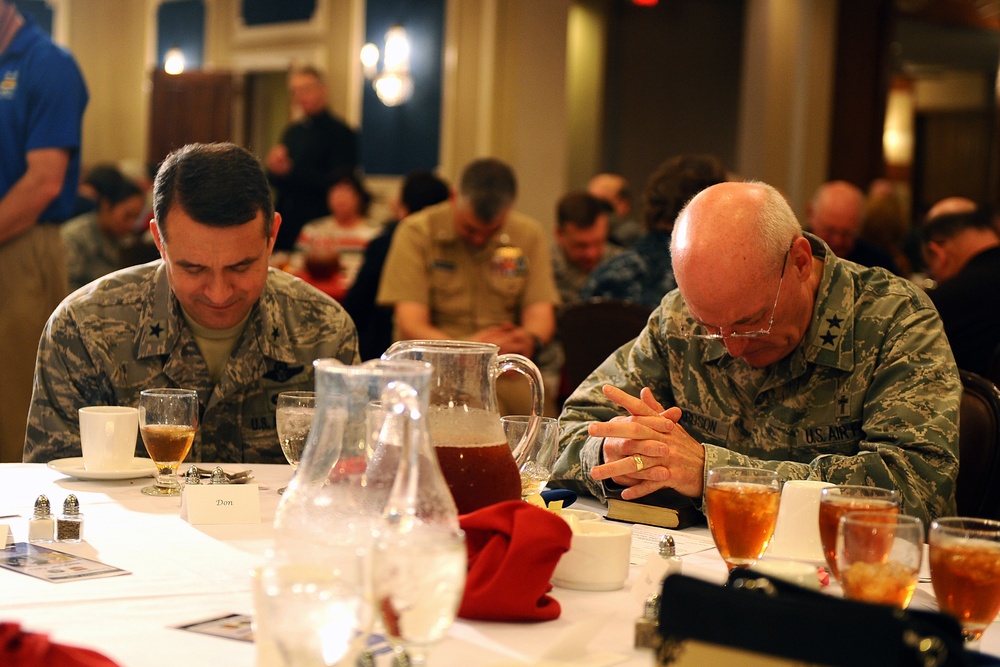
0, 0, 88, 462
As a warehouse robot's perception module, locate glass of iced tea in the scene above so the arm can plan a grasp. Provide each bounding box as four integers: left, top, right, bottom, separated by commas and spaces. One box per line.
138, 388, 198, 496
818, 485, 900, 580
705, 467, 781, 570
837, 512, 922, 608
929, 517, 1000, 645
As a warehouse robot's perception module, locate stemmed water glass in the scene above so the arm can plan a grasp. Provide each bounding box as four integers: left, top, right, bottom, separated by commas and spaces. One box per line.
276, 391, 315, 494
501, 415, 559, 498
138, 388, 198, 496
373, 526, 466, 666
929, 517, 1000, 647
704, 467, 781, 570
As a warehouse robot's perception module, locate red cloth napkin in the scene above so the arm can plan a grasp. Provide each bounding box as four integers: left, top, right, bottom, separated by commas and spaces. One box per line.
1, 623, 120, 667
458, 500, 573, 622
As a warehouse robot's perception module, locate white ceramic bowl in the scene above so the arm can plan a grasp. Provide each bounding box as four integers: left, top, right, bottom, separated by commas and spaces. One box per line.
552, 521, 632, 591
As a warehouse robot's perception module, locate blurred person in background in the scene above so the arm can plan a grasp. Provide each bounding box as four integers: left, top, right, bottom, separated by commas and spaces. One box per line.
342, 170, 450, 361
920, 201, 1000, 378
582, 154, 728, 309
807, 180, 901, 275
294, 170, 378, 290
551, 191, 621, 306
861, 178, 912, 277
266, 65, 358, 253
61, 165, 145, 291
377, 158, 559, 415
588, 173, 643, 248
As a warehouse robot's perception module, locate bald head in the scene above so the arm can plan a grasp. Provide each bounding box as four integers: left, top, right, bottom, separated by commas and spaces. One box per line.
587, 173, 631, 218
808, 180, 865, 258
672, 181, 802, 290
927, 197, 976, 221
671, 181, 810, 368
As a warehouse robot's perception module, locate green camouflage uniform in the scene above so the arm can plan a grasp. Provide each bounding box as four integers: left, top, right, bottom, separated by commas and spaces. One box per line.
60, 212, 125, 292
552, 235, 960, 525
24, 261, 359, 464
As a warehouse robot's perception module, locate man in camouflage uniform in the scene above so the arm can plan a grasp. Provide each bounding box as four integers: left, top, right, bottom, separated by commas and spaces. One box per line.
552, 181, 959, 525
23, 143, 358, 464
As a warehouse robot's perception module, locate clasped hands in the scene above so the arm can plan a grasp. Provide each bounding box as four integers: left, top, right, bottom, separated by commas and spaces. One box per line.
588, 385, 706, 500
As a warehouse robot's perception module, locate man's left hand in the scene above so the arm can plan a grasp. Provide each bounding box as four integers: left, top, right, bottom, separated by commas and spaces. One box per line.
588, 385, 706, 499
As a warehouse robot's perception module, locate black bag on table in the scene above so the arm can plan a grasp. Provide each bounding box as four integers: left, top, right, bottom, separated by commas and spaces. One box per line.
655, 568, 996, 667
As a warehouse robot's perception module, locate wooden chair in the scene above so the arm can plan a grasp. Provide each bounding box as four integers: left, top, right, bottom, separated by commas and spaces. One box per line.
556, 298, 654, 393
988, 342, 1000, 389
956, 370, 1000, 521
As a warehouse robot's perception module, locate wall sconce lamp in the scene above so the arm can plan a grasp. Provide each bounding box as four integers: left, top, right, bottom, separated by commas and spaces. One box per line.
164, 47, 186, 75
361, 25, 413, 107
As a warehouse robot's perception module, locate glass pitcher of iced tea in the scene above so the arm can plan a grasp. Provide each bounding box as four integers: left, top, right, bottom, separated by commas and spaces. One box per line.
382, 340, 543, 514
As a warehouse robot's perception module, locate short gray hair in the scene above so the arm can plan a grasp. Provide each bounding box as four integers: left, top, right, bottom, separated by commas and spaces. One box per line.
754, 181, 803, 270
458, 158, 516, 223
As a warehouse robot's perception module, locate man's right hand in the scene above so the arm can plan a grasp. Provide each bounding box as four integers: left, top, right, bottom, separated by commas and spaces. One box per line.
265, 144, 292, 177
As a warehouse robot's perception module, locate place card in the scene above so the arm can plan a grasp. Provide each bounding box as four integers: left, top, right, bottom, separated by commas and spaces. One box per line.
181, 483, 261, 525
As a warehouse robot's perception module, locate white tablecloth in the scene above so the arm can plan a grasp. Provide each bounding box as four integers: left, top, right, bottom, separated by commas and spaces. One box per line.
1, 463, 998, 666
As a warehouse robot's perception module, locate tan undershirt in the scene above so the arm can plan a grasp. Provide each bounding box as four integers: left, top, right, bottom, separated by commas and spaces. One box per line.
181, 309, 250, 384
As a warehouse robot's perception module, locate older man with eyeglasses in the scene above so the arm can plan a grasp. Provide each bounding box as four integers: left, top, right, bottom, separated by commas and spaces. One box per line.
551, 181, 960, 525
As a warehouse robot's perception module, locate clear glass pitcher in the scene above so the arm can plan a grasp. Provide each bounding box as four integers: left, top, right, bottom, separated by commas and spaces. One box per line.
273, 358, 456, 555
382, 340, 544, 514
266, 358, 457, 666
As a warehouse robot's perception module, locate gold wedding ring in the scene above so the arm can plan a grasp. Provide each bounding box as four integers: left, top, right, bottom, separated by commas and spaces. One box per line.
633, 454, 645, 472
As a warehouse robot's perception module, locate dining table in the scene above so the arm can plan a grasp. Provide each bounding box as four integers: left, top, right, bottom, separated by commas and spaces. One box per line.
2, 461, 999, 666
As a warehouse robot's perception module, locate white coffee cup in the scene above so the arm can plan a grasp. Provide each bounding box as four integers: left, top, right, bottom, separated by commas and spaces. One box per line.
766, 479, 834, 562
79, 406, 139, 471
552, 521, 632, 591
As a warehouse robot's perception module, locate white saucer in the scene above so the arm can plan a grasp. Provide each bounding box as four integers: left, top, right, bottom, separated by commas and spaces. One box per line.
47, 457, 157, 481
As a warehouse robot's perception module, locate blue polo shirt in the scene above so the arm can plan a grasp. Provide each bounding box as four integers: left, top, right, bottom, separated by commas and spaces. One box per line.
0, 18, 88, 223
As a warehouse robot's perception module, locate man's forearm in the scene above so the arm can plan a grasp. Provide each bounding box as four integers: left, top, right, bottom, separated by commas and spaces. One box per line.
0, 148, 69, 244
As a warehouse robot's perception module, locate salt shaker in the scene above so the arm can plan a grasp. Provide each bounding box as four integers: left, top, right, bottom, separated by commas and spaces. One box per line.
639, 535, 682, 592
210, 466, 227, 485
56, 494, 83, 543
28, 495, 54, 543
185, 465, 202, 485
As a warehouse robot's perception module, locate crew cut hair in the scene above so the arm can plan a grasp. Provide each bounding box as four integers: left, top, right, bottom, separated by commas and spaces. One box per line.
459, 158, 516, 223
153, 142, 274, 240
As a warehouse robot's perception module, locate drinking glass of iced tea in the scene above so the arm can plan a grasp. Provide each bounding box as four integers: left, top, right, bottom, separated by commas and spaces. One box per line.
705, 467, 781, 570
837, 512, 922, 608
138, 388, 198, 496
818, 485, 900, 580
929, 517, 1000, 645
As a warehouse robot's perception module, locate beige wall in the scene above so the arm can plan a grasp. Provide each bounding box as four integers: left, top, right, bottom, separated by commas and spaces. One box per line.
737, 0, 837, 217
63, 0, 148, 172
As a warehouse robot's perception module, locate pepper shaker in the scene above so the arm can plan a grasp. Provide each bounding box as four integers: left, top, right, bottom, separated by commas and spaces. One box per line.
634, 593, 662, 649
56, 494, 84, 543
210, 466, 227, 485
28, 495, 55, 543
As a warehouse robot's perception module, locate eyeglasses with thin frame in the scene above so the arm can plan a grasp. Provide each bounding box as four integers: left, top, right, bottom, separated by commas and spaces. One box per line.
680, 241, 794, 341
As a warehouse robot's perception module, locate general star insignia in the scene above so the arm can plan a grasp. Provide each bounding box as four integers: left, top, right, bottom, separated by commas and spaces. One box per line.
826, 314, 843, 329
271, 326, 280, 341
149, 323, 164, 337
820, 331, 837, 346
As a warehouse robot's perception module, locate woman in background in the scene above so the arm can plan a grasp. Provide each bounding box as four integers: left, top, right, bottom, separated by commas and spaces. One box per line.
61, 165, 145, 292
